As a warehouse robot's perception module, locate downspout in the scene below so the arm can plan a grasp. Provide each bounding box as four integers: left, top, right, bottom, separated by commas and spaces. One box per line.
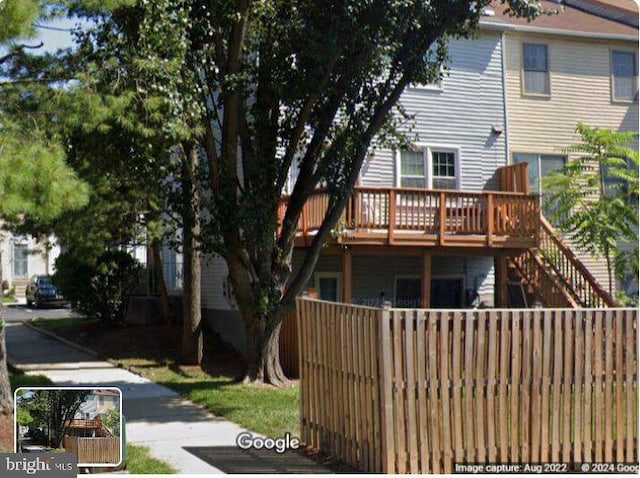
500, 31, 510, 166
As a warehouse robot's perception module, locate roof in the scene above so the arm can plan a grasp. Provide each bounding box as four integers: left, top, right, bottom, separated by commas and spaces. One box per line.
481, 0, 639, 40
93, 390, 120, 397
589, 0, 638, 15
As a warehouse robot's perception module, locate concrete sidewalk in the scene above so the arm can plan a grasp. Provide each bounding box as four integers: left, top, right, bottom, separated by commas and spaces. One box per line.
6, 322, 325, 474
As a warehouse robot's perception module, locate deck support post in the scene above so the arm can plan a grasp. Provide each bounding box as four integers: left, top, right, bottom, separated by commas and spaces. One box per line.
421, 250, 432, 308
494, 253, 509, 307
343, 248, 352, 303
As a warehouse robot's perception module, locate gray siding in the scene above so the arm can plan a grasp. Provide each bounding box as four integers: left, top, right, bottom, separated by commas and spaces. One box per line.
291, 252, 495, 307
360, 32, 507, 191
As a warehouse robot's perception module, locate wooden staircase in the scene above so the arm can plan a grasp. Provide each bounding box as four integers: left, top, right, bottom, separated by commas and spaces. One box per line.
507, 215, 616, 308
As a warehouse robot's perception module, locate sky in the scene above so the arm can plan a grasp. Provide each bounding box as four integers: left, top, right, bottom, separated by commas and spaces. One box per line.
33, 17, 86, 53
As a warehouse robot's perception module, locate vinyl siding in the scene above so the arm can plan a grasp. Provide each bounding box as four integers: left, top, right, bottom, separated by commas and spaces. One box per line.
291, 251, 495, 307
506, 32, 639, 295
201, 254, 232, 310
506, 33, 638, 153
360, 32, 507, 191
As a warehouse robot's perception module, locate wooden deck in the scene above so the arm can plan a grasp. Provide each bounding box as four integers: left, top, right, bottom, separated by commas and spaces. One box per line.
280, 186, 540, 249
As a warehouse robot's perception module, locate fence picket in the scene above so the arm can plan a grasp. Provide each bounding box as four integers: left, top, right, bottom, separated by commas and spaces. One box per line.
296, 301, 637, 474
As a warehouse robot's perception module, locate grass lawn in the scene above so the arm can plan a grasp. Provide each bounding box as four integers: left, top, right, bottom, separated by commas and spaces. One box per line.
126, 444, 176, 474
8, 370, 175, 473
30, 317, 300, 438
2, 296, 17, 303
10, 372, 54, 390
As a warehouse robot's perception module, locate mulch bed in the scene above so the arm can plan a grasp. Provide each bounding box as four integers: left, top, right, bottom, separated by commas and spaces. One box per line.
41, 319, 245, 378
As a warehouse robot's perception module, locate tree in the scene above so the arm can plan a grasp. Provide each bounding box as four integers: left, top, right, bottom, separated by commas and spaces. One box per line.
0, 1, 89, 417
115, 0, 544, 385
543, 124, 639, 297
20, 390, 89, 448
54, 250, 143, 323
102, 409, 121, 437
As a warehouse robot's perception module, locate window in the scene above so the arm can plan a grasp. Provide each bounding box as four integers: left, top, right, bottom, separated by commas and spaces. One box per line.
398, 147, 459, 189
612, 50, 637, 102
513, 153, 566, 216
513, 153, 566, 194
408, 43, 444, 90
522, 43, 549, 95
432, 151, 456, 190
400, 151, 426, 188
314, 273, 341, 302
12, 243, 28, 278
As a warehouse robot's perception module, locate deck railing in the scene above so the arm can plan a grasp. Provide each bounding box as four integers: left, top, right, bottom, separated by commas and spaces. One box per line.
280, 186, 540, 245
497, 162, 530, 194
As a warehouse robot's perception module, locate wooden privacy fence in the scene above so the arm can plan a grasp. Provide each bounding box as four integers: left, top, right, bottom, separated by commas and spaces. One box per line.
279, 308, 299, 378
63, 436, 120, 465
297, 298, 638, 473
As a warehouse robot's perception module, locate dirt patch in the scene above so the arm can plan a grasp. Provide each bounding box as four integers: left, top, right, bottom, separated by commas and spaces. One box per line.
296, 447, 362, 473
0, 410, 14, 452
37, 319, 245, 378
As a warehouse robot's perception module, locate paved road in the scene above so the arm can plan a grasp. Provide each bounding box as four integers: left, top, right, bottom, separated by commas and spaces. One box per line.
3, 303, 79, 322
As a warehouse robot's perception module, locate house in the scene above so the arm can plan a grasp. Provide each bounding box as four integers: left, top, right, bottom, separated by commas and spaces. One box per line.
66, 390, 120, 438
165, 3, 637, 357
483, 0, 639, 296
0, 229, 60, 298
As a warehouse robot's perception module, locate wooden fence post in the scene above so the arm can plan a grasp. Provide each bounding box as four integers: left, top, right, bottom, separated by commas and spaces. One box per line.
378, 302, 395, 473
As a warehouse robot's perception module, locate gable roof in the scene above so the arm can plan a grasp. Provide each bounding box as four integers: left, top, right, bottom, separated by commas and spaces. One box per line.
565, 0, 638, 27
481, 0, 639, 41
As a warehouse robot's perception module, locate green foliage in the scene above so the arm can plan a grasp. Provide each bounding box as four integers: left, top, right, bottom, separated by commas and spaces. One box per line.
10, 373, 54, 392
0, 120, 89, 224
72, 0, 545, 383
54, 250, 142, 323
543, 124, 639, 294
17, 389, 89, 447
0, 0, 40, 42
126, 444, 176, 474
102, 409, 121, 436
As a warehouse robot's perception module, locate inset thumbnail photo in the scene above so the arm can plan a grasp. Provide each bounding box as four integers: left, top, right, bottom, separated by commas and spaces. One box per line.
14, 387, 122, 467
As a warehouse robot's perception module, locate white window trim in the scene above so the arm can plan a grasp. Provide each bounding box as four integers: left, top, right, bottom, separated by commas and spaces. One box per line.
610, 47, 638, 104
393, 274, 421, 307
314, 272, 342, 302
521, 42, 551, 98
395, 144, 461, 190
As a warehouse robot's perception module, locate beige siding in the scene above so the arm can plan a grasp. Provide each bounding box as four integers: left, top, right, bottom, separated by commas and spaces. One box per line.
506, 32, 638, 154
506, 32, 639, 295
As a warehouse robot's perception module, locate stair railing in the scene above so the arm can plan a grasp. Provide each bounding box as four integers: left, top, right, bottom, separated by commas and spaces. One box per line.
538, 216, 616, 308
508, 250, 579, 308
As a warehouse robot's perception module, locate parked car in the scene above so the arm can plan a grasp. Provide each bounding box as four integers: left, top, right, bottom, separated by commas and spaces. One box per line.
25, 275, 66, 308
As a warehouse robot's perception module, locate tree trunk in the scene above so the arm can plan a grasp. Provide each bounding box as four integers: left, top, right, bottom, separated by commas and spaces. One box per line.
151, 241, 175, 325
605, 244, 614, 297
181, 146, 203, 365
0, 252, 11, 414
242, 311, 287, 386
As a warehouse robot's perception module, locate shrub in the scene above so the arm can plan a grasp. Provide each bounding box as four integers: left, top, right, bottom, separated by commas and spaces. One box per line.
54, 250, 142, 323
1, 280, 8, 291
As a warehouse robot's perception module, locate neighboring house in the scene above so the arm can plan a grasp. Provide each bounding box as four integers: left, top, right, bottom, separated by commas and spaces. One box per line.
74, 390, 120, 420
483, 0, 639, 296
0, 229, 60, 298
165, 3, 636, 356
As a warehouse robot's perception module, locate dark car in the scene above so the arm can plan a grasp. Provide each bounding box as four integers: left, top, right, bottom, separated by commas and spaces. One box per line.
25, 275, 66, 308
